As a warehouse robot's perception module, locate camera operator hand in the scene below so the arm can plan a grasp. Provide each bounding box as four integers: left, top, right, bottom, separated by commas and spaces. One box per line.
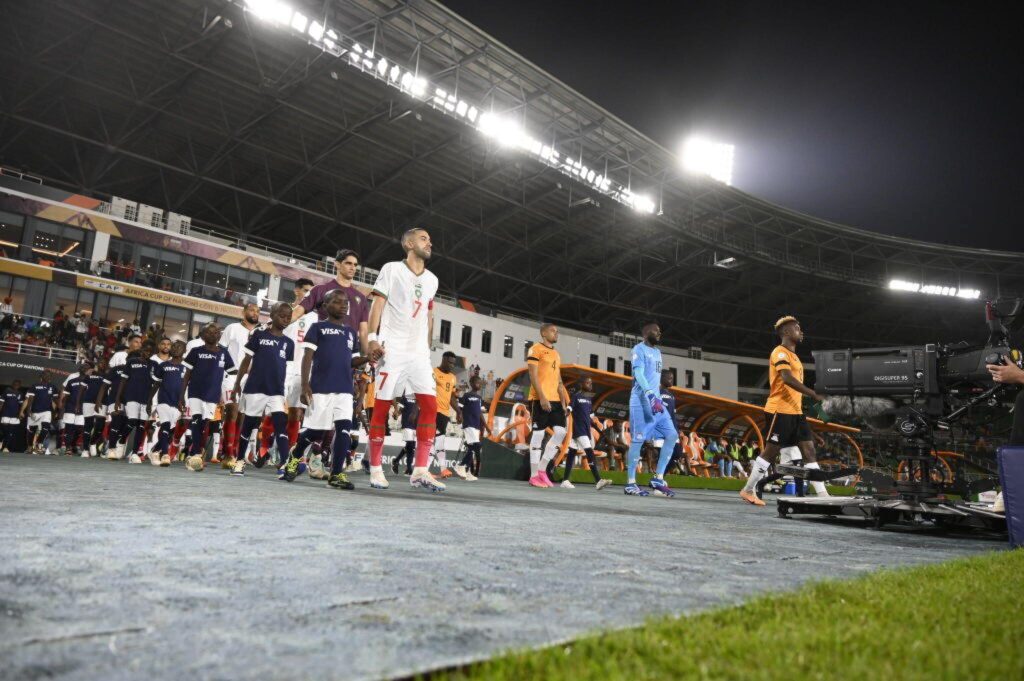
987, 360, 1024, 385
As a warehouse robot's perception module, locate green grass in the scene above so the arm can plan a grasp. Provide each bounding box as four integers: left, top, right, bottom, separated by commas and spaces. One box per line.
567, 468, 856, 495
427, 550, 1024, 681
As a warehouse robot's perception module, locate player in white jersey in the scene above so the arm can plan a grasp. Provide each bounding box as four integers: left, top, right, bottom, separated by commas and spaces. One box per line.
220, 303, 260, 463
283, 308, 318, 453
365, 227, 445, 492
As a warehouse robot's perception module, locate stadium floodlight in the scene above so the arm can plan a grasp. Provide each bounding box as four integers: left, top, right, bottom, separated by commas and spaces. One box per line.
289, 11, 307, 33
245, 0, 293, 25
478, 113, 529, 148
888, 279, 981, 299
681, 136, 734, 185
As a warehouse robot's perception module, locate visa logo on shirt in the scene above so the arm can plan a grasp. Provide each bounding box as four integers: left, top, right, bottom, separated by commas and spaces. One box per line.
258, 339, 280, 347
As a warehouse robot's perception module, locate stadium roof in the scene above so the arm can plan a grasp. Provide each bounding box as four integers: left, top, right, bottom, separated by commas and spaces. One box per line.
2, 0, 1022, 354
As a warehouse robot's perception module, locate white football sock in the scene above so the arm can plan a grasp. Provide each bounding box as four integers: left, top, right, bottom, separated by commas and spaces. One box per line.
742, 456, 771, 492
805, 461, 829, 496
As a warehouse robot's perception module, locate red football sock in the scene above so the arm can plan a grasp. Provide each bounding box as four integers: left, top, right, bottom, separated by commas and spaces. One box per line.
259, 415, 273, 455
369, 398, 392, 467
223, 420, 236, 458
287, 418, 301, 447
414, 394, 437, 468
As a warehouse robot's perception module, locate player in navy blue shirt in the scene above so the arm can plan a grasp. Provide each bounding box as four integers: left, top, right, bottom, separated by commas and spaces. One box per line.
654, 370, 685, 472
20, 372, 57, 454
180, 323, 235, 459
82, 358, 107, 457
114, 351, 155, 461
96, 363, 124, 456
560, 377, 609, 489
281, 290, 367, 488
1, 380, 23, 452
455, 376, 492, 480
59, 364, 91, 456
390, 392, 419, 475
229, 303, 294, 476
148, 340, 188, 465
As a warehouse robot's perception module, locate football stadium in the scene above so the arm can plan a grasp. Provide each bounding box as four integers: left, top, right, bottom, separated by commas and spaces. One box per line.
1, 1, 1022, 679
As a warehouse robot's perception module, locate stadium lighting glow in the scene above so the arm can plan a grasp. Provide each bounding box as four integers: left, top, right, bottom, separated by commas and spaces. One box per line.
888, 279, 981, 299
235, 0, 657, 214
681, 136, 734, 185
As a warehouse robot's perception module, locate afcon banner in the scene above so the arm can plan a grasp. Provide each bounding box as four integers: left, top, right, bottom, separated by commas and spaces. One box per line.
0, 177, 332, 287
0, 350, 76, 385
73, 275, 241, 317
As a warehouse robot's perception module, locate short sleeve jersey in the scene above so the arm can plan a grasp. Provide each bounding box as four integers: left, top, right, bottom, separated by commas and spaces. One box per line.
765, 345, 804, 415
61, 373, 88, 414
29, 383, 56, 413
183, 345, 234, 403
659, 389, 677, 418
570, 391, 594, 437
117, 356, 152, 404
371, 261, 438, 355
152, 360, 187, 406
302, 321, 357, 395
84, 374, 105, 403
458, 391, 484, 430
284, 311, 319, 377
102, 368, 119, 406
433, 368, 457, 416
299, 280, 370, 328
242, 329, 294, 397
222, 322, 256, 372
2, 389, 22, 418
526, 343, 561, 401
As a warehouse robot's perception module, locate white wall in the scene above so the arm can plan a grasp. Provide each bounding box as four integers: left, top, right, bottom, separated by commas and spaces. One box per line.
428, 304, 738, 399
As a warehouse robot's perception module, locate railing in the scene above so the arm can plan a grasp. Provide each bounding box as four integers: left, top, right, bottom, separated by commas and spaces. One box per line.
0, 340, 80, 362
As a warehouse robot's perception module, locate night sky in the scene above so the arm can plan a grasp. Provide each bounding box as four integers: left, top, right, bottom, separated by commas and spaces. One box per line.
442, 0, 1020, 250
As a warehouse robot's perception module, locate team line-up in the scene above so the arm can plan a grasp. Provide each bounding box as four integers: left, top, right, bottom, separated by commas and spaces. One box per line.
4, 228, 828, 504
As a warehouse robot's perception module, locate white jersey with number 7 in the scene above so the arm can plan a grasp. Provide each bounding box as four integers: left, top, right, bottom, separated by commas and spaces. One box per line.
371, 261, 438, 356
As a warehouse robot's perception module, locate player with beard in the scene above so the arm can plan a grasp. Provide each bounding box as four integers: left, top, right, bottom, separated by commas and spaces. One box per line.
739, 316, 828, 506
623, 322, 679, 497
220, 303, 260, 465
364, 228, 445, 491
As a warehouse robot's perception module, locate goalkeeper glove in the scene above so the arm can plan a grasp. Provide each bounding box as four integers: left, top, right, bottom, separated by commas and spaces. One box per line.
645, 390, 665, 414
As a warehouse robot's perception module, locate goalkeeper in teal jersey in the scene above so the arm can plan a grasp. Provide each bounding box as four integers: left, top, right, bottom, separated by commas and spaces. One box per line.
625, 322, 678, 497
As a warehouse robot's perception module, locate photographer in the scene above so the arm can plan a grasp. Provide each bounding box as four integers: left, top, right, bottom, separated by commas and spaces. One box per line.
987, 360, 1024, 445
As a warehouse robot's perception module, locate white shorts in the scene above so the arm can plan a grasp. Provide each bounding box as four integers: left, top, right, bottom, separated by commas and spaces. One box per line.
27, 412, 51, 428
374, 352, 434, 402
780, 446, 802, 464
223, 375, 244, 404
285, 375, 304, 409
124, 401, 148, 420
187, 398, 217, 420
62, 412, 85, 426
1, 416, 20, 425
241, 393, 286, 418
573, 435, 593, 450
401, 427, 416, 441
156, 404, 182, 424
463, 427, 481, 445
83, 403, 97, 418
302, 393, 353, 431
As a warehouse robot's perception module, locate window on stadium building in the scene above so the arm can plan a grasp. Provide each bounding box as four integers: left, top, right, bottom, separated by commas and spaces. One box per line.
30, 220, 85, 260
623, 359, 632, 376
685, 369, 694, 389
481, 330, 492, 354
702, 372, 711, 390
0, 274, 29, 315
503, 335, 513, 359
0, 211, 25, 250
589, 354, 598, 369
667, 367, 678, 387
461, 325, 472, 349
523, 340, 531, 361
606, 357, 615, 373
439, 319, 451, 345
107, 237, 135, 266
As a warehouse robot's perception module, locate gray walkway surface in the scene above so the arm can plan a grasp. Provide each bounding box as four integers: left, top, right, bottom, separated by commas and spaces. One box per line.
0, 453, 999, 681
